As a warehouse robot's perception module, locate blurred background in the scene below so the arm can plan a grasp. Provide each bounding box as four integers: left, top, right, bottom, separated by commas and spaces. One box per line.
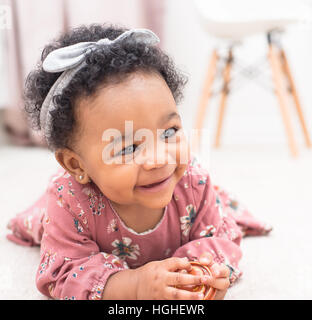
0, 0, 311, 299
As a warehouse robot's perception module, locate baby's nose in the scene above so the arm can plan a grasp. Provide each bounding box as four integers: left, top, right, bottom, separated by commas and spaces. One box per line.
140, 144, 170, 170
141, 153, 168, 170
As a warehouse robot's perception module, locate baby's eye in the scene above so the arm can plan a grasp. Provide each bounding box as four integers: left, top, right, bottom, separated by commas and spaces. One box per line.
161, 127, 179, 140
116, 144, 137, 157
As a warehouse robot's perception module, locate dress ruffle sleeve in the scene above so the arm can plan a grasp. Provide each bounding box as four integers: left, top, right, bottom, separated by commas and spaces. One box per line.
36, 185, 128, 300
171, 157, 272, 284
172, 170, 243, 284
6, 192, 47, 246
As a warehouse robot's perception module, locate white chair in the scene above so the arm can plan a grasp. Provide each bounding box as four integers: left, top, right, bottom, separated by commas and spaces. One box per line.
193, 0, 311, 157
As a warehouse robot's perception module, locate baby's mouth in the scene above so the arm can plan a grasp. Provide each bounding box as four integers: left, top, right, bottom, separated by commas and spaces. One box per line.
141, 177, 170, 188
136, 173, 174, 193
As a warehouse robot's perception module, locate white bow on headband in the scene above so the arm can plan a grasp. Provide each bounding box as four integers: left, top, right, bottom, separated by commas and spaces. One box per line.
40, 28, 160, 147
42, 28, 159, 73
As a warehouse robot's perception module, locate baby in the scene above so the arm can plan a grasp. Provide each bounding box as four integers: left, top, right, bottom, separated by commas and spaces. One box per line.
7, 24, 271, 300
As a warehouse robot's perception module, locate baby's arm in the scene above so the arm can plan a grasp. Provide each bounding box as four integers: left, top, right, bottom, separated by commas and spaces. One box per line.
36, 191, 129, 300
172, 173, 244, 296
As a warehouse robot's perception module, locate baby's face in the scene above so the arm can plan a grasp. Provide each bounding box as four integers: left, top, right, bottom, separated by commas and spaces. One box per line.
74, 71, 190, 209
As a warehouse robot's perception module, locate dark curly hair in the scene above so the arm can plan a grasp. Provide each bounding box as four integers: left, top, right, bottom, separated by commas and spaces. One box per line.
24, 23, 188, 151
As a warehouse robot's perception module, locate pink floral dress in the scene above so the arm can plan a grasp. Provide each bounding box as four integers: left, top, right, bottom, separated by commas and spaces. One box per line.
7, 156, 271, 300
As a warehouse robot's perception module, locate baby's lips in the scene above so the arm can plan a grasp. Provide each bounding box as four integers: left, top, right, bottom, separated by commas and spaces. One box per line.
176, 261, 216, 300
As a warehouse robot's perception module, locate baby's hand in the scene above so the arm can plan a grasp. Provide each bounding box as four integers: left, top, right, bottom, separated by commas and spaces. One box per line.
134, 257, 210, 300
199, 252, 231, 300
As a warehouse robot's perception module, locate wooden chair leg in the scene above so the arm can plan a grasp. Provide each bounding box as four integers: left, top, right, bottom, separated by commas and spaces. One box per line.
279, 49, 312, 148
215, 48, 233, 148
268, 43, 298, 157
192, 49, 219, 151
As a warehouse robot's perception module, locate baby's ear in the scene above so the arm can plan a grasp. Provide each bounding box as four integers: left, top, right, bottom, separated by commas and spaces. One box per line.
54, 149, 85, 181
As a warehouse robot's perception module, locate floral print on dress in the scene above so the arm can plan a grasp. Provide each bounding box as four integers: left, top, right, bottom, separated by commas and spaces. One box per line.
83, 186, 106, 216
198, 176, 207, 185
38, 251, 57, 279
111, 257, 128, 269
199, 225, 216, 238
215, 194, 226, 218
213, 251, 241, 285
216, 219, 241, 242
180, 204, 197, 237
43, 213, 50, 225
56, 194, 64, 208
24, 215, 33, 236
82, 186, 96, 198
93, 197, 105, 216
107, 219, 118, 234
90, 283, 105, 300
24, 207, 46, 236
76, 203, 89, 228
228, 199, 239, 210
68, 189, 75, 197
74, 218, 83, 233
111, 237, 140, 260
99, 252, 127, 269
63, 295, 76, 300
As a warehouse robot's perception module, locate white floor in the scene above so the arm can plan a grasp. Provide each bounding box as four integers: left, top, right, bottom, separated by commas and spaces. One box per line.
0, 140, 312, 299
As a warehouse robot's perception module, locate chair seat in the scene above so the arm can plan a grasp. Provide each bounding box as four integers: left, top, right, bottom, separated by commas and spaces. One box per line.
199, 18, 297, 40
194, 0, 303, 40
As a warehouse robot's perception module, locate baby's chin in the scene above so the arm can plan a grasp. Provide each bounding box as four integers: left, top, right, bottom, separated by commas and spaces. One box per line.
139, 192, 174, 209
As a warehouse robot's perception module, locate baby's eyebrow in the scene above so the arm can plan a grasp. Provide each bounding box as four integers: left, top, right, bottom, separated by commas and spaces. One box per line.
159, 111, 181, 126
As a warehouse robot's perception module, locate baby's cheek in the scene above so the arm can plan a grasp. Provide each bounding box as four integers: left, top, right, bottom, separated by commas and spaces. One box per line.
97, 166, 138, 200
174, 135, 190, 167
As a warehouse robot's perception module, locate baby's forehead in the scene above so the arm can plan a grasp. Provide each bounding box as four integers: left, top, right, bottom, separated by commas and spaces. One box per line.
75, 72, 179, 133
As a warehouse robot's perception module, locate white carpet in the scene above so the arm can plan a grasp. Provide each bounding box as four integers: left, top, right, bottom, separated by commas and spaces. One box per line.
1, 144, 312, 300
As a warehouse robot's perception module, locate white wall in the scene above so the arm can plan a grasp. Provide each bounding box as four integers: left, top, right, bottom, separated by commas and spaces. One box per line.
0, 27, 9, 108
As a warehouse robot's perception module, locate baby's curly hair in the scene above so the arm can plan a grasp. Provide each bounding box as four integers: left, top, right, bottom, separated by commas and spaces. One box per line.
24, 23, 188, 151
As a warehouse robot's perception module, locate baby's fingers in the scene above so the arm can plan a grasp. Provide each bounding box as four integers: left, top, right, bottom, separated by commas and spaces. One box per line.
164, 286, 204, 300
163, 257, 192, 272
210, 263, 230, 278
199, 252, 214, 266
167, 271, 204, 287
203, 275, 230, 291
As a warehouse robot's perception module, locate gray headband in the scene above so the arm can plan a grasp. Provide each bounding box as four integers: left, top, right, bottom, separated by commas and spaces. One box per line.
40, 28, 160, 147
